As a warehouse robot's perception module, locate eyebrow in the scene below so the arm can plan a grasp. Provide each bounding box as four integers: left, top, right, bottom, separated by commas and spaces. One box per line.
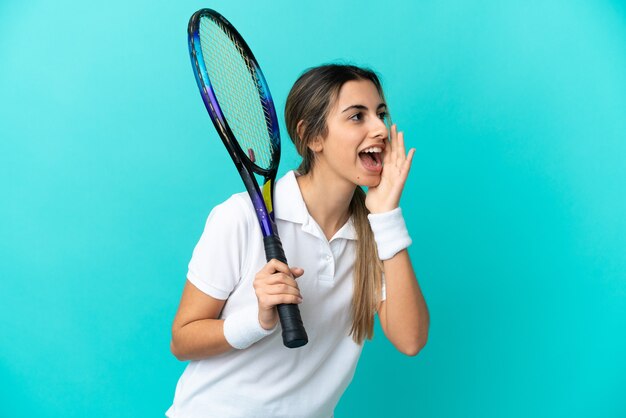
341, 103, 387, 113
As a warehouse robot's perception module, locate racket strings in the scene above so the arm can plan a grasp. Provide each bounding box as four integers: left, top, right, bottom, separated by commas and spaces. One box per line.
199, 17, 275, 170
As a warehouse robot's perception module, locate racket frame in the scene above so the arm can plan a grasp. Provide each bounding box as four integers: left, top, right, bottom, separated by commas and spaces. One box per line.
187, 8, 308, 348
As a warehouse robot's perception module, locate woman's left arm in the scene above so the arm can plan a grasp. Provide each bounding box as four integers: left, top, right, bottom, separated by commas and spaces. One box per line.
366, 124, 429, 356
378, 251, 429, 356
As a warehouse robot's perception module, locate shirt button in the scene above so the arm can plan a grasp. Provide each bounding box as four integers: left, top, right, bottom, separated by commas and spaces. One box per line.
326, 254, 332, 261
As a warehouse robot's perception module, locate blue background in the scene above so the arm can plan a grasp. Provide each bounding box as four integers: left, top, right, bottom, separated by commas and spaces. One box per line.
1, 0, 625, 416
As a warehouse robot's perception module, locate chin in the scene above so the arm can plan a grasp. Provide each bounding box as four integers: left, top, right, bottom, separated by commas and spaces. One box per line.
356, 174, 382, 188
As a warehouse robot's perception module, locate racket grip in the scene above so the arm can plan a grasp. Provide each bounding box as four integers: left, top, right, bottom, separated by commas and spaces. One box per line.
263, 235, 309, 348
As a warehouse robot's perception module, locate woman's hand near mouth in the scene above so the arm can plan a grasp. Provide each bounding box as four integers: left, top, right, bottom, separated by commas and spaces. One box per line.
365, 124, 415, 214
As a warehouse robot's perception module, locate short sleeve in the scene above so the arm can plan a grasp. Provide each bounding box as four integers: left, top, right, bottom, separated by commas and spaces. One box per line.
187, 194, 251, 300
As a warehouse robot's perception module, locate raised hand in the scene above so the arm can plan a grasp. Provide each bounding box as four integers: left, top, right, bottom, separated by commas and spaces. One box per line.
365, 124, 415, 213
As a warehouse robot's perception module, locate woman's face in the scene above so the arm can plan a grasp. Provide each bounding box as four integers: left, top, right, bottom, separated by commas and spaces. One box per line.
310, 79, 388, 188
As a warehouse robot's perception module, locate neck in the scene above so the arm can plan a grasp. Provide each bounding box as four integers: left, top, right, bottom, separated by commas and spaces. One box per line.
296, 168, 355, 241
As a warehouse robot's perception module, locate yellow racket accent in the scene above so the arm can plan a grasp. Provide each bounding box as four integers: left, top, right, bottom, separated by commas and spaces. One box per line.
262, 179, 273, 214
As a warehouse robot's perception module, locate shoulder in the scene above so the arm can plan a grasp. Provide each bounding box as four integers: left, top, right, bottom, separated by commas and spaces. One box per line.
207, 192, 255, 225
198, 192, 259, 245
188, 192, 258, 298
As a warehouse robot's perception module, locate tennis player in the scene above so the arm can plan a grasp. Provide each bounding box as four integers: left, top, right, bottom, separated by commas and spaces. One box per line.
166, 64, 429, 418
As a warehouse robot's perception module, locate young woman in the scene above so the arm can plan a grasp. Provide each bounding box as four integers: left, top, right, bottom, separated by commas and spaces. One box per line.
166, 64, 429, 418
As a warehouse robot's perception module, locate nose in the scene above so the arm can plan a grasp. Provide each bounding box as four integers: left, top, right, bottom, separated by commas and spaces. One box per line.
370, 115, 388, 141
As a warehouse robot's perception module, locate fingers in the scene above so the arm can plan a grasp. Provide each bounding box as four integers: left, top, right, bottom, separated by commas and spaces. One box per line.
402, 148, 416, 177
388, 124, 409, 164
262, 275, 301, 296
397, 129, 407, 160
254, 260, 304, 307
259, 258, 293, 276
259, 259, 303, 284
367, 124, 415, 213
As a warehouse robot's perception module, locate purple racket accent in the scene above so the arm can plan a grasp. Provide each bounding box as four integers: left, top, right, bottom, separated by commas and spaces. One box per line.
248, 148, 256, 163
250, 192, 272, 233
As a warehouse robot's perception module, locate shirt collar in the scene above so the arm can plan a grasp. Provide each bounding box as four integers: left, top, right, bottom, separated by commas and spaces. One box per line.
274, 170, 357, 241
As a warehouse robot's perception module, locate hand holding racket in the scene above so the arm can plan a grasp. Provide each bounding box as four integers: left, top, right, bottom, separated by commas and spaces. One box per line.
187, 9, 308, 348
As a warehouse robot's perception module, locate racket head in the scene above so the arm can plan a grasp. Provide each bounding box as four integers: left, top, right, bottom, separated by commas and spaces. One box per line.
188, 9, 281, 177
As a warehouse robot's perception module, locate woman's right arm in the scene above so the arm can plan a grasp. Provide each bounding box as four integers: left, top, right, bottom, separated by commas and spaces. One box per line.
170, 280, 231, 361
170, 261, 304, 361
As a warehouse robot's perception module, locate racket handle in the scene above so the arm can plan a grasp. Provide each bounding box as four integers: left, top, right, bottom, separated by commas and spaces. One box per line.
263, 235, 309, 348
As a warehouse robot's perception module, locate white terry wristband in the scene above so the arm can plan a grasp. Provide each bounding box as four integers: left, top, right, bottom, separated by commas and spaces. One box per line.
223, 306, 277, 349
368, 207, 412, 260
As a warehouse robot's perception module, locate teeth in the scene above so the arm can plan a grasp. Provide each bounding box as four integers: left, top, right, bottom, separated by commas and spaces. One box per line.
361, 147, 382, 153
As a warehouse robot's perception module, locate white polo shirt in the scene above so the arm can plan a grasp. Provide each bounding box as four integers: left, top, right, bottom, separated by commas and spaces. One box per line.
166, 171, 371, 418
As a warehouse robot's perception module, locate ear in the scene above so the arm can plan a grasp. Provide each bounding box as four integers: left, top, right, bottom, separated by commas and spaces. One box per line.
296, 120, 306, 142
308, 136, 323, 153
297, 120, 324, 153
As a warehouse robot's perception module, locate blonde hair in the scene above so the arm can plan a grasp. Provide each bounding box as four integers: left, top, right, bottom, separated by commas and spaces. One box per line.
284, 64, 385, 344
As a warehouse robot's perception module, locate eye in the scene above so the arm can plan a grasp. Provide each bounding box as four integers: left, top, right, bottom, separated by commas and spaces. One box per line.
378, 111, 388, 121
349, 112, 363, 121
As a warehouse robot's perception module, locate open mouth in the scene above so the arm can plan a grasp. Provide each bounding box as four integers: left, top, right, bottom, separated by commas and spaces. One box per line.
358, 146, 383, 171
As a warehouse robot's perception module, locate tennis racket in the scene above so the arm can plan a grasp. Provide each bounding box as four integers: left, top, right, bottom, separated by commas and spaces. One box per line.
187, 9, 308, 348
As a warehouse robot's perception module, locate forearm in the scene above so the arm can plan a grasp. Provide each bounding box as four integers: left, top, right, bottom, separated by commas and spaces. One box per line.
380, 249, 429, 355
170, 319, 233, 361
170, 276, 284, 361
